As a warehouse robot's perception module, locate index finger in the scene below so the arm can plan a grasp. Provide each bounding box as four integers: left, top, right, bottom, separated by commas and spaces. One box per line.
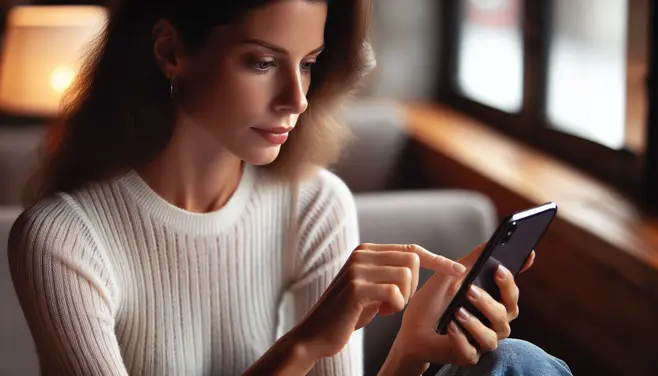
361, 243, 466, 276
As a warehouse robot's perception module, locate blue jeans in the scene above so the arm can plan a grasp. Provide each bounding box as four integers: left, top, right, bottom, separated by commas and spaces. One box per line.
435, 339, 573, 376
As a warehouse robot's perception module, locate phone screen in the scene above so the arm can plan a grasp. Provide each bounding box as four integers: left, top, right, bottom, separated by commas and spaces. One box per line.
435, 202, 557, 334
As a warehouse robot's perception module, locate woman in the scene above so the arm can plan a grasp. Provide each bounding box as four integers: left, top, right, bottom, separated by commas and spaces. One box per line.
8, 0, 572, 375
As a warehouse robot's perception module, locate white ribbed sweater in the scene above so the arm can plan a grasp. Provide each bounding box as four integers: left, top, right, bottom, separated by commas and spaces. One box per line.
8, 165, 363, 376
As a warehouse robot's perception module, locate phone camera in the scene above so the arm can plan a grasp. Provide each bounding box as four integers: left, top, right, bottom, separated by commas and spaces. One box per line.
501, 222, 517, 244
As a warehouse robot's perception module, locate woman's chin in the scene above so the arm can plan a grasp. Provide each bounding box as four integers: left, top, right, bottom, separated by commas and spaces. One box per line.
241, 146, 282, 166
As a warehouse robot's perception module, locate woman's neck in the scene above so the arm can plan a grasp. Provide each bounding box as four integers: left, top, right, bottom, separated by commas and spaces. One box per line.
135, 120, 244, 214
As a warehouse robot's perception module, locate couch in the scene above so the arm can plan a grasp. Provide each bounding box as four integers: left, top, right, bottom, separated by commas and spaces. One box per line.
0, 206, 38, 376
0, 100, 496, 376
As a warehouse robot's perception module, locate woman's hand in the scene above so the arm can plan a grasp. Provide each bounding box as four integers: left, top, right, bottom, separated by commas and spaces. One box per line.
290, 243, 468, 363
379, 244, 535, 375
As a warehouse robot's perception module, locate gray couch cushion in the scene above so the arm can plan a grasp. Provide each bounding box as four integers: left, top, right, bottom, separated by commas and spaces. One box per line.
356, 190, 496, 261
0, 207, 40, 376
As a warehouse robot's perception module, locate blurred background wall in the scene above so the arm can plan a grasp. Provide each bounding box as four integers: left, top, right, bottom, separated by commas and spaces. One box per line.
364, 0, 441, 100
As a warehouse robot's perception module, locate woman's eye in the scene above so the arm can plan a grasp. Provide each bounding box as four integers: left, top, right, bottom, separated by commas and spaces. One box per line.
301, 61, 316, 73
251, 60, 275, 72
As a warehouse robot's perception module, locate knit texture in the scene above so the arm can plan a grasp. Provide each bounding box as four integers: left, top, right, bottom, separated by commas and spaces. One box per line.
8, 164, 363, 376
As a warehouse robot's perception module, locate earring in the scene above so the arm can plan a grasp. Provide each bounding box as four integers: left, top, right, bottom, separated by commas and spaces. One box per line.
170, 77, 175, 100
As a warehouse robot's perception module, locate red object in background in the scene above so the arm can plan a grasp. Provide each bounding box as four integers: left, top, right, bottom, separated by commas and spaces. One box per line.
464, 0, 519, 28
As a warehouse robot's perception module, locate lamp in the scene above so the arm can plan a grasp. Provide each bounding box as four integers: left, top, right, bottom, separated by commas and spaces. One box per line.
0, 5, 107, 118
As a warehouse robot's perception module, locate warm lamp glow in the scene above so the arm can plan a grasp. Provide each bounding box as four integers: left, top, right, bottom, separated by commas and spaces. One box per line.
50, 66, 76, 94
0, 6, 107, 117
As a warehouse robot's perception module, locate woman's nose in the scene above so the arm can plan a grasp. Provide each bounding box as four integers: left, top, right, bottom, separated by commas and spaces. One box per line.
272, 69, 309, 115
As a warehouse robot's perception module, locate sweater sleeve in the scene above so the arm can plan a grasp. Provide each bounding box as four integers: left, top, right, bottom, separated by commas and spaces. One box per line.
8, 196, 128, 376
287, 170, 364, 376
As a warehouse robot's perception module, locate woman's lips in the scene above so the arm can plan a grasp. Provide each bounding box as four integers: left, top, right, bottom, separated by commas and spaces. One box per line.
251, 126, 293, 145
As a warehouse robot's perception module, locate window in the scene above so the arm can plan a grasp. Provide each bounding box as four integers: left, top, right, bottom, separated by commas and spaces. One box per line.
457, 0, 523, 112
438, 0, 653, 197
546, 0, 642, 151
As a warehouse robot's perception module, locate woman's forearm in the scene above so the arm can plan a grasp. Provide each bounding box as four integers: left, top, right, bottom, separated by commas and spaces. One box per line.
378, 346, 429, 376
240, 328, 318, 376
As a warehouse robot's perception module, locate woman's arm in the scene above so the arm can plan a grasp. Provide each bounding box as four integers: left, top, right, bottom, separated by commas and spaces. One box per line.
8, 199, 128, 376
287, 171, 364, 376
377, 347, 430, 376
243, 171, 467, 376
282, 171, 463, 375
241, 171, 363, 376
238, 325, 317, 375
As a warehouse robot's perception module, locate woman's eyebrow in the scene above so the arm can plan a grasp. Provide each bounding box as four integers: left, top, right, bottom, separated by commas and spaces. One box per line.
241, 39, 325, 55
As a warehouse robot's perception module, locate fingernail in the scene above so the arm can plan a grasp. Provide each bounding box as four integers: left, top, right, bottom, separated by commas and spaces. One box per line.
452, 262, 467, 274
456, 307, 470, 321
496, 265, 510, 281
468, 285, 481, 301
449, 321, 460, 334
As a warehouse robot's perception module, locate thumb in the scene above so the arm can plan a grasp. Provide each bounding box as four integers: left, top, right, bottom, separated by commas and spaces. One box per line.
405, 272, 460, 327
458, 242, 488, 270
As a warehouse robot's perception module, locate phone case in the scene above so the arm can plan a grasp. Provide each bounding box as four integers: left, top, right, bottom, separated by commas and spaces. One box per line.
435, 202, 558, 334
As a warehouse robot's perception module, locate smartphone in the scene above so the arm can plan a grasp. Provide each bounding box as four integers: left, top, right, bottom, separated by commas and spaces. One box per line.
435, 202, 558, 335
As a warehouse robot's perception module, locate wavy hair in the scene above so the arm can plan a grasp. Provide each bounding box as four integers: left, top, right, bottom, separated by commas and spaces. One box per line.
24, 0, 375, 206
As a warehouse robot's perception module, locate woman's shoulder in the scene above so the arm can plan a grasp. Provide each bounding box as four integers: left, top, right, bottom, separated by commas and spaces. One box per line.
294, 167, 356, 219
12, 194, 74, 232
9, 193, 119, 310
9, 194, 98, 260
299, 167, 353, 199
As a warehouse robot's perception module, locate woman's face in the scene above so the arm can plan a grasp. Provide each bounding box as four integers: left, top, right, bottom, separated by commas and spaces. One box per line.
172, 0, 327, 165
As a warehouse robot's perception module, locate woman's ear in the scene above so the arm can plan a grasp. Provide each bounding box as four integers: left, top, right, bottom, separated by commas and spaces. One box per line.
152, 19, 185, 79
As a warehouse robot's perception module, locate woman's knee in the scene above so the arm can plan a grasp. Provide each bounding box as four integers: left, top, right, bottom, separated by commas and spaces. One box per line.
436, 338, 573, 376
482, 338, 572, 376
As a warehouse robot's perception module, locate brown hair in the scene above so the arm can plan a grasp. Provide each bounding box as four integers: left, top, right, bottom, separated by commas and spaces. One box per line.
24, 0, 375, 206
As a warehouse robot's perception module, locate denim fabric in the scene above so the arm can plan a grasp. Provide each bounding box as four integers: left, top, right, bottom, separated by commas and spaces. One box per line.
436, 339, 573, 376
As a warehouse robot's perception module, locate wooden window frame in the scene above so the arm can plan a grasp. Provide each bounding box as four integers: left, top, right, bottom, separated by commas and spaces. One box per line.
436, 0, 656, 210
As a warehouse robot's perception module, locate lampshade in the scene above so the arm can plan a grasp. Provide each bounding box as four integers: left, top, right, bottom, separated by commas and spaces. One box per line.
0, 5, 107, 117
